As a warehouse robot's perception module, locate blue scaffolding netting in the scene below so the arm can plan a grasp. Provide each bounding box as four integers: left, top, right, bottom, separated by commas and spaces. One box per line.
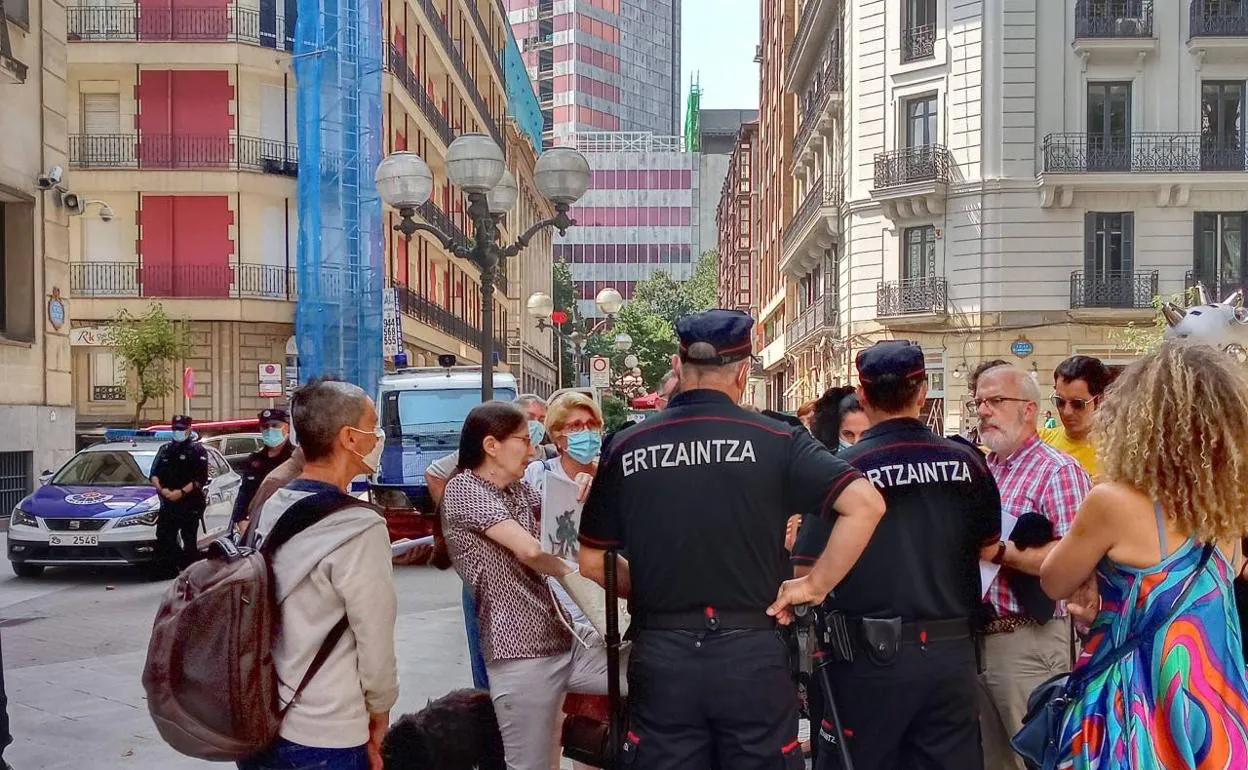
294, 0, 384, 396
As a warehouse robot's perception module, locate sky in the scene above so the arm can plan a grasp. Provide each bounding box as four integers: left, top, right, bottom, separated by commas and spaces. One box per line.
679, 0, 761, 129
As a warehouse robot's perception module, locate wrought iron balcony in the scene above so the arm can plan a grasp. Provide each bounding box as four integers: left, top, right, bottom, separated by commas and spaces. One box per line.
391, 279, 506, 353
1074, 0, 1153, 38
793, 50, 842, 156
417, 200, 471, 250
787, 0, 830, 77
1069, 270, 1158, 309
783, 177, 825, 250
415, 0, 504, 148
70, 262, 297, 300
1042, 133, 1247, 173
785, 295, 838, 349
461, 0, 505, 82
1190, 0, 1248, 37
386, 44, 456, 147
902, 22, 937, 62
873, 145, 952, 189
66, 5, 294, 50
877, 276, 947, 317
1184, 270, 1246, 301
68, 134, 299, 175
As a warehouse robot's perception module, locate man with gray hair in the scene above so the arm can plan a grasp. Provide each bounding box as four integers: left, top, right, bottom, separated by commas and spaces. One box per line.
246, 377, 398, 770
971, 365, 1091, 770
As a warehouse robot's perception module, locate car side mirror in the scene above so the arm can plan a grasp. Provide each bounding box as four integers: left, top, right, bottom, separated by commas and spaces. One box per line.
38, 470, 52, 486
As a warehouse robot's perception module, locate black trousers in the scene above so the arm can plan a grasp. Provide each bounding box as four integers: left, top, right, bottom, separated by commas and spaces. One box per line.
155, 501, 204, 572
814, 638, 982, 770
625, 628, 804, 770
1, 629, 10, 761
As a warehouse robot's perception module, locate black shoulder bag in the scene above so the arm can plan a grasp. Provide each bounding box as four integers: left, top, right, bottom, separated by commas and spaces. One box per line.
1011, 543, 1214, 770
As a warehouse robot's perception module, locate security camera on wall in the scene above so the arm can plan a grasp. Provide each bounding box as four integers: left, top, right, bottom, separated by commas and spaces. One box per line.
36, 166, 63, 190
99, 204, 115, 223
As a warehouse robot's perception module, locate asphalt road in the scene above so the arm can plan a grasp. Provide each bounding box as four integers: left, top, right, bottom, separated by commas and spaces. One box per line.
0, 524, 472, 770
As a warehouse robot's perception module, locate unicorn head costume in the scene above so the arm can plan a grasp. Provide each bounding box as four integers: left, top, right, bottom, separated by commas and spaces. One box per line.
1162, 285, 1248, 353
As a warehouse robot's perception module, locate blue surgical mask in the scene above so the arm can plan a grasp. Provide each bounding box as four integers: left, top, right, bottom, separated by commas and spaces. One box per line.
565, 430, 602, 464
262, 427, 286, 448
528, 420, 546, 446
172, 430, 189, 442
838, 439, 853, 452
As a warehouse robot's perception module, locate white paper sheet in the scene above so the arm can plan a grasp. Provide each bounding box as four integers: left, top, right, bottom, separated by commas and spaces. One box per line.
541, 471, 584, 559
390, 535, 434, 556
979, 512, 1020, 597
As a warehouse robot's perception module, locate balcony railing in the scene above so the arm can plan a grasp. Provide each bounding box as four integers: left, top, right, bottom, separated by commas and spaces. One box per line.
415, 0, 504, 148
786, 295, 838, 348
1190, 0, 1248, 37
1074, 0, 1153, 38
781, 177, 842, 253
386, 44, 456, 147
66, 5, 295, 50
68, 134, 299, 175
70, 262, 298, 300
391, 280, 506, 353
460, 0, 505, 82
1069, 270, 1158, 309
873, 145, 952, 189
787, 0, 828, 75
793, 50, 842, 154
417, 200, 471, 248
1042, 133, 1247, 173
1184, 270, 1246, 301
877, 276, 947, 317
902, 22, 937, 62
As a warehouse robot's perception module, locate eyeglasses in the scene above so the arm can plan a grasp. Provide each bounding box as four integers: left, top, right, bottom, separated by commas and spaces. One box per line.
504, 433, 532, 446
966, 396, 1033, 412
1050, 394, 1098, 411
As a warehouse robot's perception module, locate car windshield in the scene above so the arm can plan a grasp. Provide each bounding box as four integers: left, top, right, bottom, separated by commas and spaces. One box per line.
387, 388, 517, 437
52, 450, 156, 486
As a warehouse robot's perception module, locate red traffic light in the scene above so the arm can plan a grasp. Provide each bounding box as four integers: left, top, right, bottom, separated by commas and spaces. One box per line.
551, 310, 568, 325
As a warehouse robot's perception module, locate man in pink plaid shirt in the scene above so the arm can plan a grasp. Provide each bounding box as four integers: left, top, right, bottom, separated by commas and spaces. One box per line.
972, 364, 1092, 770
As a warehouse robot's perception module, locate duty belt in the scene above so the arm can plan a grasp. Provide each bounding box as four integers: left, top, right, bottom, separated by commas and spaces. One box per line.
634, 606, 775, 631
847, 616, 971, 645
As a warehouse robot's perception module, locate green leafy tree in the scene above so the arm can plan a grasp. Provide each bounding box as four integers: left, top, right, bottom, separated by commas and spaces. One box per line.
600, 394, 629, 432
1111, 289, 1195, 354
103, 303, 194, 426
683, 250, 720, 311
552, 261, 582, 388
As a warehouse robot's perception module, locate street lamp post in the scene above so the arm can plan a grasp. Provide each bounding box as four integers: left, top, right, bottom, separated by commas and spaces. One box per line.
375, 135, 592, 401
526, 288, 631, 388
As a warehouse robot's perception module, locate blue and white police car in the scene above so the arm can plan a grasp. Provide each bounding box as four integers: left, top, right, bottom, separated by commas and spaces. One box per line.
6, 432, 240, 578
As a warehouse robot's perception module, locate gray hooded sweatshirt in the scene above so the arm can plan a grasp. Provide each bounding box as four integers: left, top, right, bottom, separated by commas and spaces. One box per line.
254, 483, 399, 749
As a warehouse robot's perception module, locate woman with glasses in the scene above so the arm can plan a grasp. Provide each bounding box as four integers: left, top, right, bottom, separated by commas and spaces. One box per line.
442, 401, 616, 770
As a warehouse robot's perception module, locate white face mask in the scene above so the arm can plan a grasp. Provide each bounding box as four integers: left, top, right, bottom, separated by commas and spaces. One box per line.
348, 426, 385, 473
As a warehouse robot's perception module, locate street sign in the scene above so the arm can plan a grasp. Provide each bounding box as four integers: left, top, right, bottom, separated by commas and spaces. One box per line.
182, 367, 196, 399
382, 287, 401, 357
589, 355, 611, 389
258, 362, 283, 398
1011, 336, 1034, 358
285, 364, 299, 398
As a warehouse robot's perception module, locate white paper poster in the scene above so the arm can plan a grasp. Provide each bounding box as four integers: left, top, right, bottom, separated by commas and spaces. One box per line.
541, 472, 583, 560
979, 512, 1020, 598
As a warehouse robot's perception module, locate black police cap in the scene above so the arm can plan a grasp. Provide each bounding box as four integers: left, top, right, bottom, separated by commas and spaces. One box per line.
258, 408, 289, 424
676, 309, 754, 365
171, 414, 192, 430
856, 340, 926, 383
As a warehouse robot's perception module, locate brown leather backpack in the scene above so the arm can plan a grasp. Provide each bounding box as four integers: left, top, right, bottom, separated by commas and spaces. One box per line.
141, 489, 362, 761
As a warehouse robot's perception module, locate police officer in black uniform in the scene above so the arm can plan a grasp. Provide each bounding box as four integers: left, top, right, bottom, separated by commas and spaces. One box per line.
230, 408, 295, 529
149, 414, 210, 573
791, 341, 1001, 770
577, 309, 887, 770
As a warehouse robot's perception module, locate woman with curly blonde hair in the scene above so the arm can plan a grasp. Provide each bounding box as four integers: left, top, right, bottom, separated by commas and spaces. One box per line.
1039, 341, 1248, 768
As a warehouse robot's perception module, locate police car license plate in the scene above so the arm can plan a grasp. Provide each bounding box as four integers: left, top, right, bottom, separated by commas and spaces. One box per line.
48, 534, 99, 547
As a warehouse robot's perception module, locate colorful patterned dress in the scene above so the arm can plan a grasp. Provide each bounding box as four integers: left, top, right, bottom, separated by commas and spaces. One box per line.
1056, 526, 1248, 769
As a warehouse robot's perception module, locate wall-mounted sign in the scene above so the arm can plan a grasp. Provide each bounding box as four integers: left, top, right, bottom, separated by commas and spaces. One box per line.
1011, 336, 1034, 359
47, 288, 66, 330
70, 326, 110, 346
258, 362, 283, 398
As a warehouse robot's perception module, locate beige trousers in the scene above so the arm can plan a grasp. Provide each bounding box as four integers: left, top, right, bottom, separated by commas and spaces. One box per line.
487, 627, 629, 770
978, 618, 1071, 770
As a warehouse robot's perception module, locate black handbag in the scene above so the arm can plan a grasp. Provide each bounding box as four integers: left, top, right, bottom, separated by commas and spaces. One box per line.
1010, 543, 1214, 770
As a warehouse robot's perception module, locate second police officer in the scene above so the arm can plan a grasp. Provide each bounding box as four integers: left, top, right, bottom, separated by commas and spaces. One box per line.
230, 408, 295, 531
148, 414, 210, 574
790, 341, 1002, 770
577, 309, 887, 770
